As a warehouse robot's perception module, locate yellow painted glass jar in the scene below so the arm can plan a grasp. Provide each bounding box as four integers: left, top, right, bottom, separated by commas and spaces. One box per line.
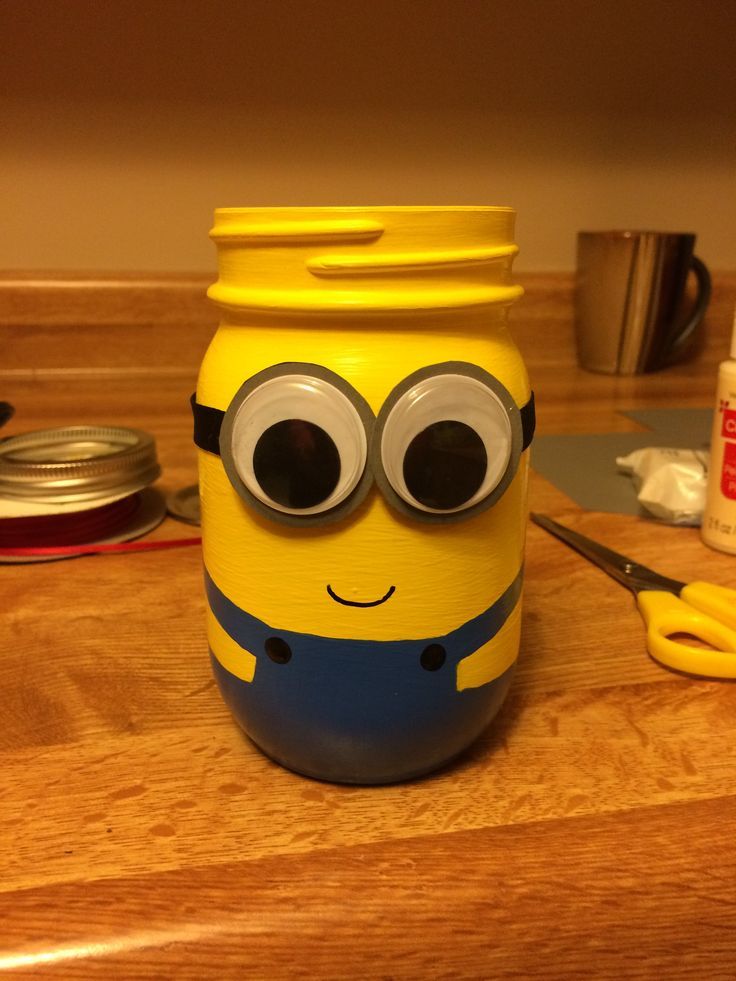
193, 206, 534, 783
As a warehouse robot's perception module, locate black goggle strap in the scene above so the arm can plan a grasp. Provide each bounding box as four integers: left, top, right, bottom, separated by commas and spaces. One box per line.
522, 391, 535, 450
191, 393, 226, 456
190, 390, 536, 456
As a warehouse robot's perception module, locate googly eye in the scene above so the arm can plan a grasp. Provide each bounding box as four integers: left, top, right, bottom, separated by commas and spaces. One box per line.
374, 364, 522, 520
220, 365, 374, 523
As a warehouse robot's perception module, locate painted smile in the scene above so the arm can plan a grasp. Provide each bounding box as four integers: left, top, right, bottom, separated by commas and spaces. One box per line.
326, 584, 396, 608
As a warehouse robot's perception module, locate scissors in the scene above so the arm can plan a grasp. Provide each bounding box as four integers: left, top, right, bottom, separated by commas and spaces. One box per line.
531, 513, 736, 679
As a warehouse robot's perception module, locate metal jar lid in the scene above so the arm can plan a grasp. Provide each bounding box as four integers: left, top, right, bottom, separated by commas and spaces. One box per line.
0, 426, 161, 503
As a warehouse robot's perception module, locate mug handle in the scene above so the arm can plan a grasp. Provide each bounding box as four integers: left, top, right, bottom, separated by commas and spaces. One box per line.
661, 255, 712, 366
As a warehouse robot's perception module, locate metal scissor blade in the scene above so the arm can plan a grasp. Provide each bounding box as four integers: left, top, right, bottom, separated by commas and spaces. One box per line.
530, 513, 686, 595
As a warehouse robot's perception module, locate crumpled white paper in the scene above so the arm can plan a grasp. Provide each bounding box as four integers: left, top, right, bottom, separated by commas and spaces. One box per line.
616, 447, 709, 526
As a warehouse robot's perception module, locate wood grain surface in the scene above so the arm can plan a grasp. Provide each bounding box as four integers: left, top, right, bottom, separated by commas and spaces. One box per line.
1, 273, 735, 978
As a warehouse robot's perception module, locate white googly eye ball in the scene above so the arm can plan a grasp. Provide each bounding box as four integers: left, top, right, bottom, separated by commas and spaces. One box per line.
379, 373, 514, 514
227, 372, 369, 517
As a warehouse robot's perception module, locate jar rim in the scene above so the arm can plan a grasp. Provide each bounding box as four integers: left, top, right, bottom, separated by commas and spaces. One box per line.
214, 204, 515, 216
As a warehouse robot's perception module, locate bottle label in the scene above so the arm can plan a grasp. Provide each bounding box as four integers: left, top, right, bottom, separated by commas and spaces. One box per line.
721, 440, 736, 500
721, 405, 736, 439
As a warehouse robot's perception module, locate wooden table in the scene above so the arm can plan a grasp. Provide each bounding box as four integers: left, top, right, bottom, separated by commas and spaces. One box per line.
1, 273, 735, 978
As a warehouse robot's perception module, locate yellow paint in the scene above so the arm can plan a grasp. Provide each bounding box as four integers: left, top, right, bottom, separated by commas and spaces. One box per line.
206, 205, 523, 315
305, 243, 519, 276
210, 216, 385, 243
457, 595, 522, 690
201, 455, 527, 640
198, 206, 530, 673
197, 316, 529, 415
207, 606, 256, 682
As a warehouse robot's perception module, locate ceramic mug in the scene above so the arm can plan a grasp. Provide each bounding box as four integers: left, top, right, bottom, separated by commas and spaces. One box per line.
575, 230, 711, 375
193, 206, 535, 783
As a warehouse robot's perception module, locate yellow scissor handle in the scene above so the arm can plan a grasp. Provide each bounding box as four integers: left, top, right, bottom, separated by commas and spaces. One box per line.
681, 580, 736, 630
637, 588, 736, 678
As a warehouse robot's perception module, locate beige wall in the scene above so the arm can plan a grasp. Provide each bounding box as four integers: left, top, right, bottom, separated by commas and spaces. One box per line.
2, 0, 734, 273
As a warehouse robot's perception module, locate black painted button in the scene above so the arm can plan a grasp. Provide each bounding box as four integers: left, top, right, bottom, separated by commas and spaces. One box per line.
420, 643, 446, 671
265, 636, 292, 664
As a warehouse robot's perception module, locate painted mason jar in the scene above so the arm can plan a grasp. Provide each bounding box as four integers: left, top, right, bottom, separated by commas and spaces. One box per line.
192, 206, 534, 784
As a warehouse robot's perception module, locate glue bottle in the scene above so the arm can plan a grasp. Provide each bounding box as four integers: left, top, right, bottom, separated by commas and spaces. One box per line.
702, 306, 736, 553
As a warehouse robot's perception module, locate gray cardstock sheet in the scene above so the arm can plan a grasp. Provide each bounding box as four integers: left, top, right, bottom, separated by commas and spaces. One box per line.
531, 408, 713, 516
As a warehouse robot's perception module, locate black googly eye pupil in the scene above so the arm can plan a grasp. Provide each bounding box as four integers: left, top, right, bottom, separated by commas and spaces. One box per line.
403, 420, 487, 510
253, 420, 341, 509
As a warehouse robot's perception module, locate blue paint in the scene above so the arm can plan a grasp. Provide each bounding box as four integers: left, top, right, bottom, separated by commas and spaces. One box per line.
206, 567, 522, 783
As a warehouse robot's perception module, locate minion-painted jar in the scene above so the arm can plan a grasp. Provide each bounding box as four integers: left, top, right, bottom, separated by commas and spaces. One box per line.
193, 206, 534, 784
